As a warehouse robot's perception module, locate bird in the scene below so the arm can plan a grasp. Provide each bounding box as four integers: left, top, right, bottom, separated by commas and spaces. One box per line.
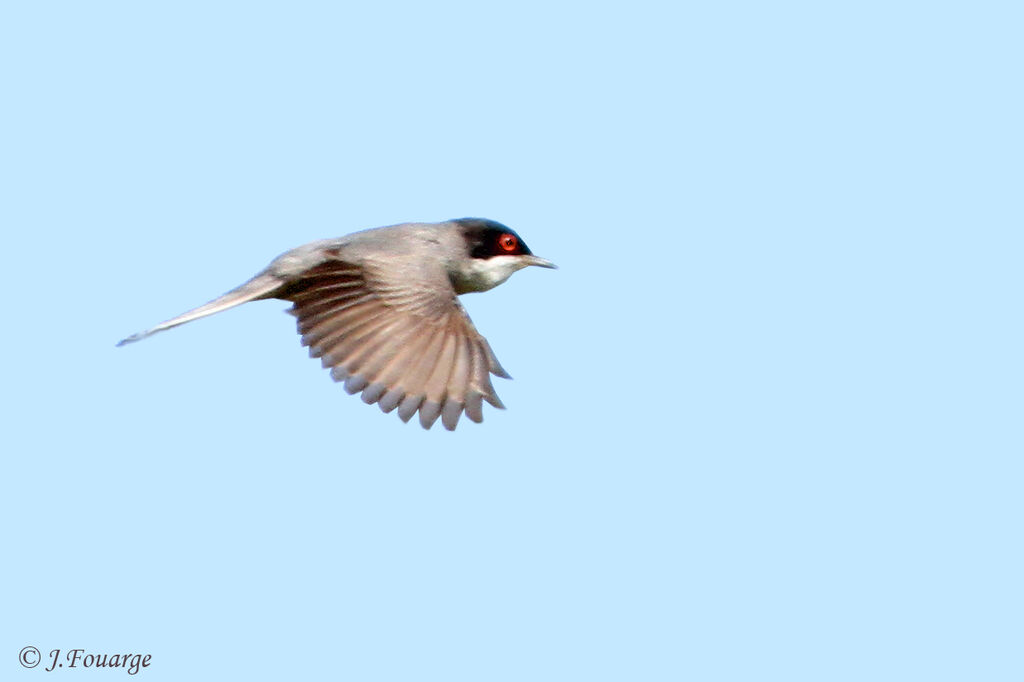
118, 218, 557, 430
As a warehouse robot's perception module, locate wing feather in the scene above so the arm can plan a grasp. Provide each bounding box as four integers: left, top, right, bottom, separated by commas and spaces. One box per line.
281, 253, 510, 429
440, 334, 472, 431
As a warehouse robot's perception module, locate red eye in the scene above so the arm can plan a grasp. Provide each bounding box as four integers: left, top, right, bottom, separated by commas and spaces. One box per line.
499, 233, 518, 252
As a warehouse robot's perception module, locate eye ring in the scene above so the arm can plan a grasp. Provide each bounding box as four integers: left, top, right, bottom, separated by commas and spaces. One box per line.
499, 233, 518, 252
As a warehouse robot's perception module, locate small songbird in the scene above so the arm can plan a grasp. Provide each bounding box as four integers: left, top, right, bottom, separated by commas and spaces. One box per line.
118, 218, 556, 430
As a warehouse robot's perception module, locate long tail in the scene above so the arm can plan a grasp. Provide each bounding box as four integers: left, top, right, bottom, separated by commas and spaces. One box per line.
117, 273, 283, 346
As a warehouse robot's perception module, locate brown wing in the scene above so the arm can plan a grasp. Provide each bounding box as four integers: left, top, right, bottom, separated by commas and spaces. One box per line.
280, 258, 509, 430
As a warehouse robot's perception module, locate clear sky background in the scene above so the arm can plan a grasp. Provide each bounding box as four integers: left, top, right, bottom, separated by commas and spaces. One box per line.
2, 2, 1021, 680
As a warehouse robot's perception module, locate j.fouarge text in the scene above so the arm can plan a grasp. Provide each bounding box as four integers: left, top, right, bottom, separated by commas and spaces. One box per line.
45, 648, 151, 675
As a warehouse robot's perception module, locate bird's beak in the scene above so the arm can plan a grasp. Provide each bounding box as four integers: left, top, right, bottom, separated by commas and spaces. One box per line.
524, 255, 558, 269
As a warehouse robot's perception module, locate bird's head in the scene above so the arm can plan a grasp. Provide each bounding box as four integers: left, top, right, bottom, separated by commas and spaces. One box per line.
449, 218, 557, 294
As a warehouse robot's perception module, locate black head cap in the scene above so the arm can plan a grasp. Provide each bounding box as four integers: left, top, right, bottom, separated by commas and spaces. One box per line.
452, 217, 535, 260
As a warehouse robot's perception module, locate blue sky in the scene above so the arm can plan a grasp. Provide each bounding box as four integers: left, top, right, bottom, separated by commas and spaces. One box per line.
2, 1, 1021, 680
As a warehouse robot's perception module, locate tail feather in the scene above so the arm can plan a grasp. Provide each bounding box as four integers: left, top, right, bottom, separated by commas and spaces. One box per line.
117, 273, 283, 346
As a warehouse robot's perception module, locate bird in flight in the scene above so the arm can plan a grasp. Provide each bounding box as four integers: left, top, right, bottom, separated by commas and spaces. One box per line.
118, 218, 556, 430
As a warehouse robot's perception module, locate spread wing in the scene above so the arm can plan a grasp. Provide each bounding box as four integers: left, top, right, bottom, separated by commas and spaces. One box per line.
280, 255, 510, 430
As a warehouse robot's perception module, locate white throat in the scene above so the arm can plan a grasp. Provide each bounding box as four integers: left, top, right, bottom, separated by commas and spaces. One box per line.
450, 256, 528, 294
